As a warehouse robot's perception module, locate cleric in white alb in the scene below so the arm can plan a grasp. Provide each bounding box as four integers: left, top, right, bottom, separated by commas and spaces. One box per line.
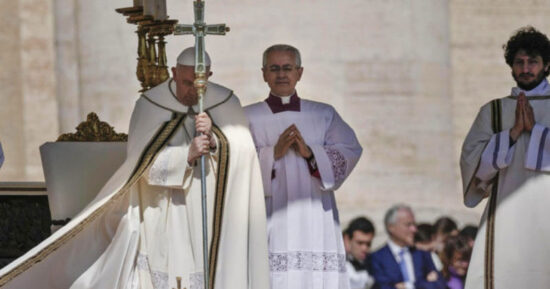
461, 27, 550, 289
245, 44, 362, 289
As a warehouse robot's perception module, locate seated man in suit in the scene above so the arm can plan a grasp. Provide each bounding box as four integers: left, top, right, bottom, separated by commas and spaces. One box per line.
370, 204, 446, 289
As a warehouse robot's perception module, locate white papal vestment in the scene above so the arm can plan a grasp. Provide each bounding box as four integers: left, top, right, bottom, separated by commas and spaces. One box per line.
245, 95, 362, 289
0, 79, 269, 289
461, 79, 550, 289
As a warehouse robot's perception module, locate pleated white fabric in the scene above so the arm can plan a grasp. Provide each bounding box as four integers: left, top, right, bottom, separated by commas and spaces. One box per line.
245, 98, 362, 289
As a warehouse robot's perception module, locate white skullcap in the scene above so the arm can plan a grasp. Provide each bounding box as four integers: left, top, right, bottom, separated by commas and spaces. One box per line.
177, 47, 211, 66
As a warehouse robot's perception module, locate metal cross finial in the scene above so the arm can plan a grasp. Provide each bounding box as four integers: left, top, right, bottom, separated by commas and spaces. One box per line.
174, 1, 229, 80
172, 2, 229, 289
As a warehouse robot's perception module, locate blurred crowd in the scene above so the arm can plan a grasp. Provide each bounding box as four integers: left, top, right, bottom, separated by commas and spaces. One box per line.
343, 205, 477, 289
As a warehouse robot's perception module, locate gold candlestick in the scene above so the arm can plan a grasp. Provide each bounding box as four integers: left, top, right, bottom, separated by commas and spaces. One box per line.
149, 20, 177, 86
156, 35, 169, 85
136, 27, 149, 92
145, 33, 158, 88
116, 6, 177, 92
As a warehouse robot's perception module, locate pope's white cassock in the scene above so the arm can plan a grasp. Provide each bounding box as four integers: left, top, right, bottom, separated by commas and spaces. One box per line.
0, 79, 270, 289
245, 93, 362, 289
461, 79, 550, 289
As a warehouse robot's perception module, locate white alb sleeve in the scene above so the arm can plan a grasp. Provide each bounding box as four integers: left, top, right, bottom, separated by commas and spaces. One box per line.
525, 123, 550, 171
475, 129, 515, 181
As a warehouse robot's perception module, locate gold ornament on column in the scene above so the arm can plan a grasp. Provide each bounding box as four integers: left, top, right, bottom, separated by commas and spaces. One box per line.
156, 35, 169, 84
146, 32, 158, 88
149, 20, 176, 86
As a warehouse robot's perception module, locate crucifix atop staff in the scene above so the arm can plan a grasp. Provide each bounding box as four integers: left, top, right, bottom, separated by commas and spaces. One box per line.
174, 1, 229, 112
173, 2, 229, 289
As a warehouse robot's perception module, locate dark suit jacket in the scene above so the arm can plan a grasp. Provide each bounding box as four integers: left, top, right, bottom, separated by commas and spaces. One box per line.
369, 244, 446, 289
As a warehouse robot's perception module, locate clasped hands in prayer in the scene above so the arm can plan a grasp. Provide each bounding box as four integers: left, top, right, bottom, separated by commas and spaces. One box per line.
510, 92, 535, 141
274, 124, 312, 160
188, 112, 217, 165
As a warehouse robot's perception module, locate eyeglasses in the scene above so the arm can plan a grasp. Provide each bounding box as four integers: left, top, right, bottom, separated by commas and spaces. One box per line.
266, 65, 299, 73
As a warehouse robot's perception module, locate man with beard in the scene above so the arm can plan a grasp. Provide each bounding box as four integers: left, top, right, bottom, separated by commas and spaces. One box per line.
460, 26, 550, 289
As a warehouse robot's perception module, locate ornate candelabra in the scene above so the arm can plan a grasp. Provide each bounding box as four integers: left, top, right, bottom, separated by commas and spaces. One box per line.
116, 5, 178, 92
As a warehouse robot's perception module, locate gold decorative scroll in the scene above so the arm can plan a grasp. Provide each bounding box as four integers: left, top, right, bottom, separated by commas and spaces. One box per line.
57, 112, 127, 142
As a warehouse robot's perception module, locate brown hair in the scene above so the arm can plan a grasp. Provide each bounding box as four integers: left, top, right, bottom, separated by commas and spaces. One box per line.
441, 235, 471, 279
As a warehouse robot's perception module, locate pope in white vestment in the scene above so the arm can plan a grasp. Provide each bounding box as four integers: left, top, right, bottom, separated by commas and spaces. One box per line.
0, 48, 270, 289
461, 27, 550, 289
245, 44, 362, 289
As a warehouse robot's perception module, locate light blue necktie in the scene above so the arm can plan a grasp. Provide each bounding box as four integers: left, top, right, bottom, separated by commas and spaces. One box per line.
398, 249, 410, 282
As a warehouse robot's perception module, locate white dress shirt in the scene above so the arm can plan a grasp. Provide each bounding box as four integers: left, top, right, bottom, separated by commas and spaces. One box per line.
388, 240, 416, 289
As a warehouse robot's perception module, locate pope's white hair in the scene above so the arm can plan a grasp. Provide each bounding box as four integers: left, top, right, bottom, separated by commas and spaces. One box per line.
177, 47, 211, 66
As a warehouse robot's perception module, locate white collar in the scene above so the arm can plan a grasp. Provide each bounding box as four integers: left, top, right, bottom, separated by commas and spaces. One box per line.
511, 78, 550, 97
280, 96, 291, 104
270, 91, 295, 105
143, 78, 233, 114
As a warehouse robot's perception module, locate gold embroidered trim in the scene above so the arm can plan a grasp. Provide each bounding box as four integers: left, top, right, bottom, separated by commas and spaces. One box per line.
208, 125, 229, 289
0, 115, 184, 287
507, 94, 550, 100
484, 98, 501, 289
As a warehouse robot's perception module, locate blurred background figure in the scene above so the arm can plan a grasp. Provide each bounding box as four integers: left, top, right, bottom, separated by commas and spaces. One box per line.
433, 217, 459, 252
343, 216, 376, 289
441, 236, 471, 289
432, 216, 458, 271
414, 222, 443, 275
458, 225, 478, 249
370, 205, 445, 289
414, 223, 435, 252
